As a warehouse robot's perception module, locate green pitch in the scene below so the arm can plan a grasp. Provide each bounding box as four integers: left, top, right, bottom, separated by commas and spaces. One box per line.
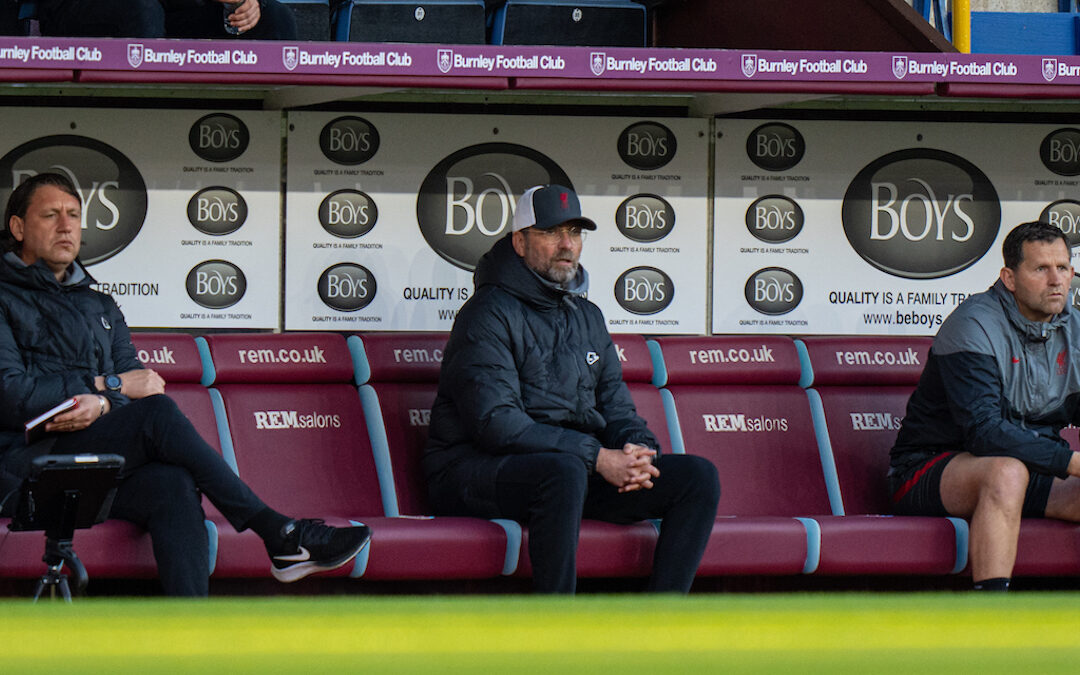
1, 593, 1078, 673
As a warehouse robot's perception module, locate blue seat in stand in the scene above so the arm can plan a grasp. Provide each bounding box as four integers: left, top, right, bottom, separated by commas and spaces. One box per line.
489, 0, 646, 47
333, 0, 486, 44
279, 0, 333, 41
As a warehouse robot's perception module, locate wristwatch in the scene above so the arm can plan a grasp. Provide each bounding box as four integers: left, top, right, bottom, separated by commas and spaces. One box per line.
104, 374, 123, 393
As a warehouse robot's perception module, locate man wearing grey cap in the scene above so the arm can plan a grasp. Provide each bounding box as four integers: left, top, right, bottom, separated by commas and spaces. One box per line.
424, 184, 719, 593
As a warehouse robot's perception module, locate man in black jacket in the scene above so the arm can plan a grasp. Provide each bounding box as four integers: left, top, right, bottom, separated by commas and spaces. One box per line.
0, 173, 367, 595
38, 0, 297, 40
424, 184, 719, 593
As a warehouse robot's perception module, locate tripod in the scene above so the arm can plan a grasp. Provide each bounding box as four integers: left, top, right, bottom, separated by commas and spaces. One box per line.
8, 454, 123, 603
32, 489, 89, 603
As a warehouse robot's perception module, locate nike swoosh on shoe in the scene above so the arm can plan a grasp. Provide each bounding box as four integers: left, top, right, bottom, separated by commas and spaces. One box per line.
274, 546, 312, 563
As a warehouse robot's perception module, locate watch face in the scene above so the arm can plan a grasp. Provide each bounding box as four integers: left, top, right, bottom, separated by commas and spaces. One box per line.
106, 375, 122, 391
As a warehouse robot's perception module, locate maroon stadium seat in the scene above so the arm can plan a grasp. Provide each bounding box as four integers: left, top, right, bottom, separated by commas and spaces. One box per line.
611, 333, 672, 453
349, 331, 510, 579
352, 331, 659, 581
203, 332, 506, 581
650, 335, 816, 576
1021, 426, 1080, 575
798, 336, 967, 576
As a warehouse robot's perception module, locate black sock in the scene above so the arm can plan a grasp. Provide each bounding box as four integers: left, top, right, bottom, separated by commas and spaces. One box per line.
246, 507, 292, 543
973, 577, 1010, 592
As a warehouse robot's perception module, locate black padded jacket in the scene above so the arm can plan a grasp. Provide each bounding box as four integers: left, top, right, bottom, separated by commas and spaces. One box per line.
0, 253, 137, 458
423, 234, 658, 509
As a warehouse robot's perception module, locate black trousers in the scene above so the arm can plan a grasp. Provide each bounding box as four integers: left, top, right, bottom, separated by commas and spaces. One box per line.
43, 395, 269, 596
438, 452, 720, 593
40, 0, 298, 39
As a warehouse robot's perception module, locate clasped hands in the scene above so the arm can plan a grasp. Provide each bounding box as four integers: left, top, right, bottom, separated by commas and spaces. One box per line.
596, 443, 660, 493
45, 369, 165, 434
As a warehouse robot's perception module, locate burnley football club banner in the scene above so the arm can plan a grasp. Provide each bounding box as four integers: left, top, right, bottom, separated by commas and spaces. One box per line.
714, 119, 1080, 335
284, 113, 709, 333
0, 108, 281, 329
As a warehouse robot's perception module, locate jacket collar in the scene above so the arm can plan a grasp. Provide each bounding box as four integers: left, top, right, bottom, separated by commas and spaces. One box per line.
474, 234, 589, 309
1, 251, 93, 290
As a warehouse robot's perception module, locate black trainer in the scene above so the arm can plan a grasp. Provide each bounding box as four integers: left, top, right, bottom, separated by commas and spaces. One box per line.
267, 519, 371, 583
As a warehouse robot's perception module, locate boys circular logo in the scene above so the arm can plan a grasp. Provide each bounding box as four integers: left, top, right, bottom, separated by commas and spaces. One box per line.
1041, 200, 1080, 246
185, 260, 247, 309
319, 190, 378, 238
744, 267, 803, 315
319, 116, 380, 165
841, 149, 999, 279
745, 195, 804, 243
416, 143, 573, 271
189, 114, 249, 163
0, 135, 148, 265
615, 267, 674, 315
1041, 128, 1080, 177
318, 263, 376, 311
746, 123, 805, 172
617, 122, 677, 171
187, 187, 247, 236
616, 194, 674, 242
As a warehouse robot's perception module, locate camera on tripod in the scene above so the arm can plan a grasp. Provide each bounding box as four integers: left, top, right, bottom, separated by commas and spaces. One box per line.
7, 454, 124, 602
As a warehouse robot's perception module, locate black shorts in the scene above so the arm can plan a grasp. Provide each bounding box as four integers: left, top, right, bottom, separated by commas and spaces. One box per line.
890, 452, 1054, 518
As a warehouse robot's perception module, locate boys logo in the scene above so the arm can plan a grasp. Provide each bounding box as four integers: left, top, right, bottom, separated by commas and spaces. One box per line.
319, 190, 377, 238
746, 195, 803, 244
187, 187, 247, 236
1041, 128, 1080, 177
618, 122, 676, 171
616, 194, 674, 242
189, 113, 249, 163
319, 116, 380, 165
318, 263, 376, 312
745, 267, 803, 315
282, 47, 299, 71
747, 123, 805, 172
615, 267, 674, 315
416, 143, 573, 271
185, 260, 247, 309
1041, 200, 1080, 246
841, 148, 1000, 279
0, 135, 148, 265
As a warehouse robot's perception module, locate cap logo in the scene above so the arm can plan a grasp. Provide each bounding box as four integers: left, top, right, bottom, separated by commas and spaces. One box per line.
561, 193, 569, 210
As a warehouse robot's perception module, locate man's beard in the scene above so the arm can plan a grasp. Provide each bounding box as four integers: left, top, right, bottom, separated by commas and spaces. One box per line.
539, 258, 579, 288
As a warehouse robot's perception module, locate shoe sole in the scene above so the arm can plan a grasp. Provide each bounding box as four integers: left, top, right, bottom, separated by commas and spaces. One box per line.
271, 529, 372, 583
